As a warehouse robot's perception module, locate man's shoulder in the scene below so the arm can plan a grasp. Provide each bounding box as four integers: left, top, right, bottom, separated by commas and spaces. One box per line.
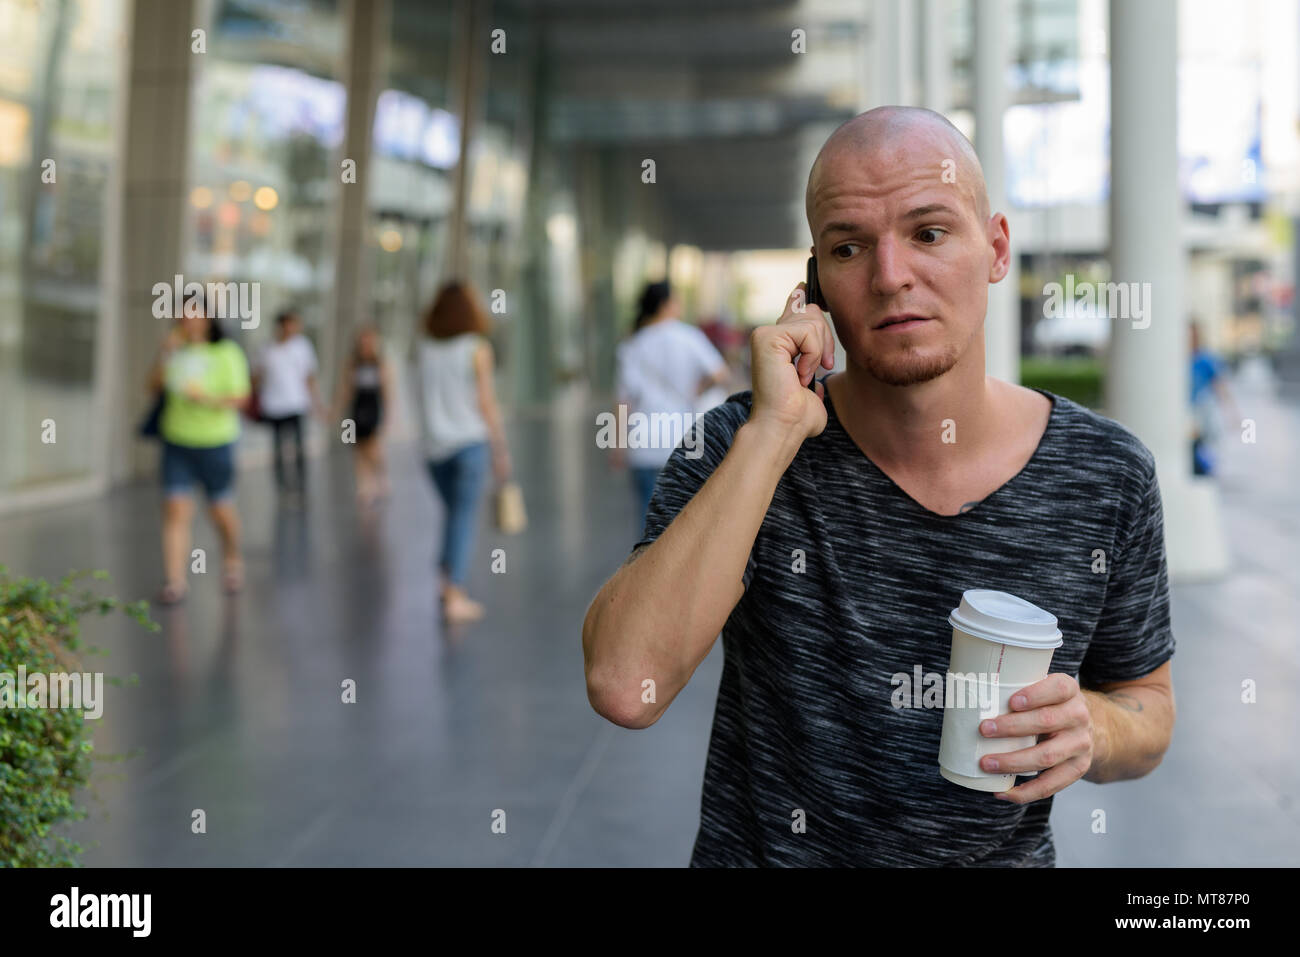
698, 389, 753, 432
1041, 389, 1157, 485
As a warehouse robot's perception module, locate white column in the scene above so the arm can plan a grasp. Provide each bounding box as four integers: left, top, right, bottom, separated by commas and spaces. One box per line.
974, 0, 1019, 384
921, 0, 950, 114
871, 0, 901, 105
107, 0, 203, 483
896, 0, 919, 105
1108, 0, 1227, 580
327, 0, 388, 401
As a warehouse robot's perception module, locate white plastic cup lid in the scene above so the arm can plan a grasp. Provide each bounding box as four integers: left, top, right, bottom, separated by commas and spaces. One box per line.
947, 589, 1062, 649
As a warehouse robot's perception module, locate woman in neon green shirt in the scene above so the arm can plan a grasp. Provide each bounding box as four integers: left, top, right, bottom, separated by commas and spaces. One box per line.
146, 292, 251, 603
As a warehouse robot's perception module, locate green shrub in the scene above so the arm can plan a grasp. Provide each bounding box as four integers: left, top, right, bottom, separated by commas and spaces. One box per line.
0, 567, 156, 867
1020, 356, 1105, 410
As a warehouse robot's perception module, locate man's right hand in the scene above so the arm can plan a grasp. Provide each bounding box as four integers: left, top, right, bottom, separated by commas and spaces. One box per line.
748, 283, 835, 441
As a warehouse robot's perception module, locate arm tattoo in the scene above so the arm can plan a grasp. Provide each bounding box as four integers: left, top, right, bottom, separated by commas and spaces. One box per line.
1108, 691, 1145, 712
958, 500, 981, 514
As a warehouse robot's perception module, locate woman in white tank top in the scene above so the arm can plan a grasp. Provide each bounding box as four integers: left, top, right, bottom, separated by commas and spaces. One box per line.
415, 281, 512, 625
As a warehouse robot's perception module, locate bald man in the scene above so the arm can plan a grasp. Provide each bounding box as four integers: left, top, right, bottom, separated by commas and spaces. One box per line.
583, 107, 1175, 867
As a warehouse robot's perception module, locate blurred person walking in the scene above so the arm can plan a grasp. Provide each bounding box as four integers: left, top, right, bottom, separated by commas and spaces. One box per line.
415, 281, 512, 625
1189, 321, 1239, 477
613, 280, 730, 532
146, 291, 251, 604
253, 309, 325, 499
333, 325, 393, 507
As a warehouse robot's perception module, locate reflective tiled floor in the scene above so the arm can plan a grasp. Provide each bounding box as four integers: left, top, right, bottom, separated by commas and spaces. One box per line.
3, 373, 1297, 866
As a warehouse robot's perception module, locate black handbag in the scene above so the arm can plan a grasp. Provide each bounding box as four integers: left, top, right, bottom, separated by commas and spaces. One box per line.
139, 391, 165, 439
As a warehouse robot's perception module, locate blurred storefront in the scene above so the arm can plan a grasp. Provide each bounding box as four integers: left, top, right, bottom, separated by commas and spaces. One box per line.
0, 0, 1296, 566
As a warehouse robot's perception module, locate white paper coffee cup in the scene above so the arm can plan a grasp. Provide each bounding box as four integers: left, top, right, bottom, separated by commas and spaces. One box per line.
938, 589, 1062, 792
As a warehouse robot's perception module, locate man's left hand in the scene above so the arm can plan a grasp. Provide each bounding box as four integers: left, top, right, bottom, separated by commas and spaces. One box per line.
977, 673, 1099, 804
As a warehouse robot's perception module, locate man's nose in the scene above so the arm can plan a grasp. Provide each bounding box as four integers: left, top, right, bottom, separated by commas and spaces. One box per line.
869, 235, 914, 297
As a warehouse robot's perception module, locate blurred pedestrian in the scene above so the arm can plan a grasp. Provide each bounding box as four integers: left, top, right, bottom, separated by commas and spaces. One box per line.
333, 324, 393, 507
1189, 321, 1239, 477
146, 290, 251, 603
613, 280, 730, 533
415, 281, 512, 624
253, 309, 325, 499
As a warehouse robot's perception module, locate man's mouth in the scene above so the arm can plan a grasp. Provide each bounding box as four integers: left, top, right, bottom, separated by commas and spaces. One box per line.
874, 315, 932, 330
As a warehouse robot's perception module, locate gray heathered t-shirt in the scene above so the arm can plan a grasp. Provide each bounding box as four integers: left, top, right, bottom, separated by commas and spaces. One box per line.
633, 382, 1175, 867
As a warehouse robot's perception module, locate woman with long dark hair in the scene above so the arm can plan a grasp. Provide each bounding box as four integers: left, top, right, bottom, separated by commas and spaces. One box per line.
415, 281, 512, 624
146, 290, 251, 603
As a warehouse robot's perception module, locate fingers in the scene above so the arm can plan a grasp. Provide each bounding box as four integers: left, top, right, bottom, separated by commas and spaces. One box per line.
981, 726, 1091, 776
781, 283, 822, 323
770, 287, 832, 388
781, 284, 835, 373
993, 754, 1089, 804
820, 312, 836, 371
1011, 674, 1077, 711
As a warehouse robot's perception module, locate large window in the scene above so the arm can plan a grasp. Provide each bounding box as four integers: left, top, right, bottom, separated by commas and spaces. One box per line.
0, 0, 123, 492
184, 0, 345, 418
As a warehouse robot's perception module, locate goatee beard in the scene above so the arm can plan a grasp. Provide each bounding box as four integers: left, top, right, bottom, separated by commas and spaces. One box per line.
863, 344, 960, 386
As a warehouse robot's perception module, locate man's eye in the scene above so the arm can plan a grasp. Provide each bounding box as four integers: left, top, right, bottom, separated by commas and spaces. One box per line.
917, 227, 947, 244
831, 244, 860, 259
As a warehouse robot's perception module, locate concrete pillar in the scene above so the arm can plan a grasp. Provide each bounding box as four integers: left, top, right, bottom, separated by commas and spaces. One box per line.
1277, 214, 1300, 397
326, 0, 388, 400
513, 27, 553, 408
896, 0, 919, 105
973, 0, 1019, 384
1108, 0, 1227, 580
106, 0, 203, 483
870, 0, 901, 105
921, 0, 950, 114
445, 0, 486, 281
576, 147, 618, 395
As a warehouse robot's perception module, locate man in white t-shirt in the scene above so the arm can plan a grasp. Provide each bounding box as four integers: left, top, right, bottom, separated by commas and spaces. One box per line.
613, 282, 730, 532
254, 310, 325, 496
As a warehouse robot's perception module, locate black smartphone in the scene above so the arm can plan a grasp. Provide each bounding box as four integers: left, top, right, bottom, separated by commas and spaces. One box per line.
805, 256, 829, 311
802, 256, 828, 392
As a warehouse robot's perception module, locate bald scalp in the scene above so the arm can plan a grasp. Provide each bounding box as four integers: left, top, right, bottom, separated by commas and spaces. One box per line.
805, 106, 990, 235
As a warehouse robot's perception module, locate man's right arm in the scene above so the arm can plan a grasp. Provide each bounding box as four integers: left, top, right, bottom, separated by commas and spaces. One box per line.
582, 284, 837, 730
582, 419, 804, 729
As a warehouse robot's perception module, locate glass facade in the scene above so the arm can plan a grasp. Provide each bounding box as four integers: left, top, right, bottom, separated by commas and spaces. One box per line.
365, 0, 457, 356
0, 0, 1293, 510
184, 0, 346, 429
0, 0, 123, 492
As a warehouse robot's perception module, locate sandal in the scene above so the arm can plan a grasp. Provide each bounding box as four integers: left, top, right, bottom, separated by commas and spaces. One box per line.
222, 561, 245, 594
157, 581, 188, 605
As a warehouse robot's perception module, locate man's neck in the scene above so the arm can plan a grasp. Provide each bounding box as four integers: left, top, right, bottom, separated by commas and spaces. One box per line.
830, 356, 1001, 473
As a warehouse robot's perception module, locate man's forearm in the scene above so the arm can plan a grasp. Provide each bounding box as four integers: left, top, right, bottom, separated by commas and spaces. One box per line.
1082, 685, 1175, 784
584, 419, 803, 726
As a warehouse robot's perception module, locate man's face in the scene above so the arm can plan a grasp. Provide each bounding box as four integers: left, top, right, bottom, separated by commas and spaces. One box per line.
808, 130, 1006, 387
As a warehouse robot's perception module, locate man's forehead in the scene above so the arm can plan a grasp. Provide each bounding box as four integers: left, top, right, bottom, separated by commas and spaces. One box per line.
809, 162, 981, 231
806, 120, 986, 231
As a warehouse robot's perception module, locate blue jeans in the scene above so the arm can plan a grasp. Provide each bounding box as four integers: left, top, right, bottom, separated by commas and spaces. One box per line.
630, 465, 660, 538
427, 441, 491, 586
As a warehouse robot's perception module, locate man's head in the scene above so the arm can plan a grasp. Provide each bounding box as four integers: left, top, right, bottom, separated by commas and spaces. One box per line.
276, 309, 302, 340
804, 106, 1009, 387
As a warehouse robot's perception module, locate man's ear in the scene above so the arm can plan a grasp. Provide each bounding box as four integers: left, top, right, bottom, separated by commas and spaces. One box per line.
987, 213, 1011, 283
809, 244, 816, 257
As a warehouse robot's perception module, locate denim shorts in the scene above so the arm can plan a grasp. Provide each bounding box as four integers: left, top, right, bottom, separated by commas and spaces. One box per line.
161, 441, 236, 501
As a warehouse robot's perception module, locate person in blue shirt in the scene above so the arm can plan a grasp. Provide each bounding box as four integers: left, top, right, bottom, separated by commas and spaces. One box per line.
1189, 322, 1237, 476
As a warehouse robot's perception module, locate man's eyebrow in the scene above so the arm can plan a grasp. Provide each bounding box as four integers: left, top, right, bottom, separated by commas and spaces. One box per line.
819, 204, 963, 240
902, 203, 961, 219
819, 221, 862, 240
